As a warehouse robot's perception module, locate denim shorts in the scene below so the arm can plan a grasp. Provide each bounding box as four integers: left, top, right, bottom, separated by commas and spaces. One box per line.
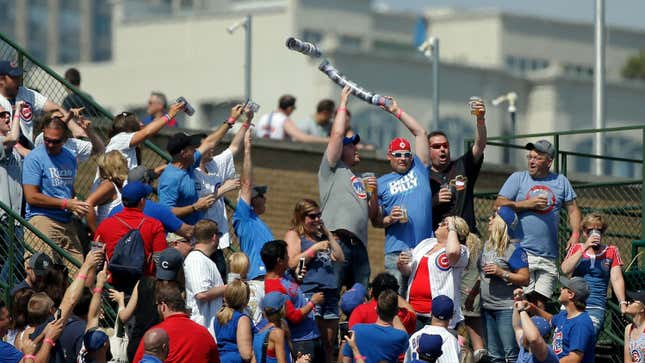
305, 288, 340, 320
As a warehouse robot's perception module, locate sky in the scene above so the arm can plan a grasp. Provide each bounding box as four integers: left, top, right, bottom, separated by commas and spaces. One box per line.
379, 0, 645, 31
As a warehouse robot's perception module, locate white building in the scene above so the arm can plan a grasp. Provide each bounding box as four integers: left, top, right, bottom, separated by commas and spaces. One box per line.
43, 0, 645, 177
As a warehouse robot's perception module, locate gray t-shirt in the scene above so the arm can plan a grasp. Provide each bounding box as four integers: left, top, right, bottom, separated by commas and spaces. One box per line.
0, 137, 23, 217
478, 242, 529, 310
318, 152, 368, 245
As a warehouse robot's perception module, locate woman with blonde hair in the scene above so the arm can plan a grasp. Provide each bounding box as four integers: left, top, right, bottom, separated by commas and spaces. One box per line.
228, 252, 265, 327
284, 198, 344, 363
476, 206, 529, 363
214, 279, 255, 363
85, 150, 128, 232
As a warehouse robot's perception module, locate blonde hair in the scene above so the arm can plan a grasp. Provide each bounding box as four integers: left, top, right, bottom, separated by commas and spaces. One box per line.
216, 279, 250, 325
289, 199, 320, 237
228, 252, 250, 279
96, 150, 128, 186
27, 292, 54, 326
581, 213, 608, 233
451, 217, 482, 267
487, 215, 511, 257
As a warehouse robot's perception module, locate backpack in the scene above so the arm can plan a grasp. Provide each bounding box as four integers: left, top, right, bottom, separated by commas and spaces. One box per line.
108, 217, 147, 281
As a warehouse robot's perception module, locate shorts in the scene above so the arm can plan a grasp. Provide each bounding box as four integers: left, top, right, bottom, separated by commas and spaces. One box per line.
523, 253, 558, 300
305, 288, 340, 320
25, 215, 83, 274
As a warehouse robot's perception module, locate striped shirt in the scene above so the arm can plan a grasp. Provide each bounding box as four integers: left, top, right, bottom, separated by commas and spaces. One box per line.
184, 249, 224, 339
404, 325, 460, 363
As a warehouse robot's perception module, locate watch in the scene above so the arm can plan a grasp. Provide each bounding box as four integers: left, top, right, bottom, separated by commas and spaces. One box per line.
502, 271, 510, 282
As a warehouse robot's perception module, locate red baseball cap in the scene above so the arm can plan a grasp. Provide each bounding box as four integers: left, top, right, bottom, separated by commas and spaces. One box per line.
388, 137, 411, 153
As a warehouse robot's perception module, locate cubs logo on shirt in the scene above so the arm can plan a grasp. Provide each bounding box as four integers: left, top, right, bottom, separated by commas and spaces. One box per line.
525, 185, 556, 214
351, 175, 367, 199
19, 101, 33, 121
552, 331, 563, 354
632, 349, 642, 362
435, 252, 451, 271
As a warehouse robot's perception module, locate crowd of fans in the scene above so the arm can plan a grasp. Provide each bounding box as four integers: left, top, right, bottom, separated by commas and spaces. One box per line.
0, 59, 641, 363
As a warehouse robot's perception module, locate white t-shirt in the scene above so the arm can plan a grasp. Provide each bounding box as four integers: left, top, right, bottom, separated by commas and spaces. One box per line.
34, 133, 93, 162
246, 280, 265, 327
105, 132, 137, 169
195, 149, 236, 249
255, 111, 288, 140
0, 86, 48, 144
183, 249, 224, 339
404, 325, 461, 363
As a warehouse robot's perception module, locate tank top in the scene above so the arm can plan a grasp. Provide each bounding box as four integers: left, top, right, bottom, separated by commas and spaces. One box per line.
300, 235, 337, 292
252, 326, 292, 363
92, 180, 123, 224
214, 310, 245, 363
629, 323, 645, 363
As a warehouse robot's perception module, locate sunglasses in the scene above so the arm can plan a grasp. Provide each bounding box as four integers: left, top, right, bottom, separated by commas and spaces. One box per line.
430, 143, 449, 150
306, 212, 322, 219
43, 137, 64, 145
391, 151, 412, 158
0, 111, 10, 118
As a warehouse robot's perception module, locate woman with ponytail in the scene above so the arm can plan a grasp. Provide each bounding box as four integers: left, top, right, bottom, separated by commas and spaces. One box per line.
214, 279, 255, 363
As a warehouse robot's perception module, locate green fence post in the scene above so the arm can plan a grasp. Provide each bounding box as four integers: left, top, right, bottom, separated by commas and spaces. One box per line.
553, 134, 560, 174
7, 215, 15, 301
642, 129, 645, 240
561, 152, 568, 177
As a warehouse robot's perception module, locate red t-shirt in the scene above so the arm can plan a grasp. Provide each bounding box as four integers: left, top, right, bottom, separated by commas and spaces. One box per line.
94, 208, 167, 282
409, 256, 432, 314
133, 313, 219, 363
348, 299, 417, 334
264, 277, 306, 324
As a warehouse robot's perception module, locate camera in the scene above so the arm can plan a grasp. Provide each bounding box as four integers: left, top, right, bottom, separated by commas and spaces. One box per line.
176, 96, 195, 116
286, 37, 322, 58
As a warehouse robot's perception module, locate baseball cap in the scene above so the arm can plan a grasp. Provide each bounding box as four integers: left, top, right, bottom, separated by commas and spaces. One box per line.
417, 334, 443, 359
496, 206, 524, 241
83, 329, 109, 352
529, 316, 552, 338
559, 276, 590, 302
525, 139, 555, 159
261, 292, 288, 314
166, 132, 205, 155
121, 181, 152, 204
388, 137, 411, 153
166, 233, 190, 245
0, 60, 23, 77
155, 248, 184, 281
627, 290, 645, 305
342, 134, 360, 145
128, 165, 157, 184
431, 295, 454, 321
340, 283, 367, 316
251, 185, 268, 199
28, 252, 52, 277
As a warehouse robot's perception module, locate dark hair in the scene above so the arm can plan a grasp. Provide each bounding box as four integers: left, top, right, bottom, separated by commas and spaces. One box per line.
41, 113, 70, 134
278, 95, 296, 110
428, 131, 448, 141
36, 265, 70, 307
260, 240, 288, 271
64, 68, 81, 86
123, 199, 141, 208
316, 99, 335, 114
370, 272, 399, 300
194, 219, 219, 244
110, 112, 141, 137
156, 283, 186, 313
11, 288, 34, 330
376, 289, 398, 322
150, 92, 168, 109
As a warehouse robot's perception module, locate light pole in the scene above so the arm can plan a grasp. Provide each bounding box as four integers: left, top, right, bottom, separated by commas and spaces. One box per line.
227, 15, 252, 100
593, 0, 606, 175
418, 37, 439, 131
492, 92, 518, 165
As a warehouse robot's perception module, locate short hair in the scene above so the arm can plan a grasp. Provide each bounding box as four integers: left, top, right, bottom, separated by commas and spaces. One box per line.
376, 289, 398, 322
581, 213, 608, 234
261, 240, 288, 271
316, 99, 335, 114
370, 272, 399, 300
428, 130, 448, 141
64, 68, 81, 86
194, 219, 219, 244
150, 92, 168, 109
155, 283, 186, 313
11, 288, 34, 331
228, 252, 250, 279
123, 199, 140, 208
278, 95, 296, 110
27, 292, 54, 326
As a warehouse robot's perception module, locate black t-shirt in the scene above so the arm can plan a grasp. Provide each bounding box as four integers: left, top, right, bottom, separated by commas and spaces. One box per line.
127, 276, 160, 362
430, 148, 483, 235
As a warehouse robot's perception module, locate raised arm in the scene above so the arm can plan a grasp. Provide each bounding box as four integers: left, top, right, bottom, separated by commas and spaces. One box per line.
130, 102, 184, 147
446, 217, 463, 265
565, 200, 582, 250
471, 100, 487, 161
227, 113, 252, 155
86, 264, 108, 330
325, 86, 352, 167
519, 305, 552, 361
78, 117, 105, 155
59, 250, 101, 323
198, 105, 244, 155
2, 101, 22, 145
382, 97, 430, 166
239, 127, 253, 205
283, 119, 329, 143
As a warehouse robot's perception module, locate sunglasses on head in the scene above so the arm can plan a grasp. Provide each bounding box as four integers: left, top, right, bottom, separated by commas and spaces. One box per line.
306, 212, 322, 219
430, 142, 449, 150
391, 151, 412, 158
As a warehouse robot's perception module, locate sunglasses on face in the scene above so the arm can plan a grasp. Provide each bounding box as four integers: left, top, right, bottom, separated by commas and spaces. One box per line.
430, 143, 449, 150
0, 111, 10, 118
391, 151, 412, 158
43, 137, 64, 145
306, 212, 322, 219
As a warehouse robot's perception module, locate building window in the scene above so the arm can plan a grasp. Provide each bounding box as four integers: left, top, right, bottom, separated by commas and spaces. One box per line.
302, 30, 323, 45
200, 100, 244, 128
339, 35, 362, 50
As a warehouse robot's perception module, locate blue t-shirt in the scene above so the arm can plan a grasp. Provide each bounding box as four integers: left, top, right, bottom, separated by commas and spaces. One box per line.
300, 235, 336, 291
498, 171, 576, 258
139, 354, 164, 363
232, 198, 273, 280
341, 323, 408, 362
377, 155, 434, 253
158, 151, 202, 225
109, 199, 183, 233
550, 311, 595, 363
517, 345, 559, 363
567, 244, 622, 308
278, 274, 320, 342
0, 341, 24, 363
23, 145, 77, 223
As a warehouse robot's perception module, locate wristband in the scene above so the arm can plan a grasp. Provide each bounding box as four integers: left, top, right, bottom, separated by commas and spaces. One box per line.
24, 355, 36, 361
161, 113, 171, 124
307, 301, 316, 312
337, 107, 347, 114
61, 198, 68, 210
620, 301, 628, 305
306, 249, 315, 258
477, 118, 485, 126
355, 355, 367, 361
93, 288, 103, 294
44, 338, 56, 347
242, 123, 250, 129
395, 109, 403, 120
227, 117, 236, 125
77, 274, 87, 281
571, 230, 580, 238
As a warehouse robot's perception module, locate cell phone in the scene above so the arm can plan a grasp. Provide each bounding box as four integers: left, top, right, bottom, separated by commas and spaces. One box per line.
55, 308, 62, 320
297, 257, 306, 278
346, 330, 354, 339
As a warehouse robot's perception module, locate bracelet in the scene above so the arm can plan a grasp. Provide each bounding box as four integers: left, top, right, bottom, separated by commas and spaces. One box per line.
307, 301, 316, 311
355, 355, 367, 361
227, 117, 236, 125
477, 118, 485, 126
242, 123, 250, 129
44, 338, 56, 347
61, 198, 68, 210
93, 287, 103, 294
192, 204, 198, 212
395, 109, 403, 120
161, 113, 171, 124
306, 249, 315, 258
24, 354, 36, 361
620, 301, 628, 305
337, 107, 347, 114
77, 273, 87, 280
503, 271, 510, 282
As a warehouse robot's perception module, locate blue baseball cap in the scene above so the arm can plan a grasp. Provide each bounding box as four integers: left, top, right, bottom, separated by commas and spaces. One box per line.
431, 295, 454, 321
530, 316, 552, 338
262, 292, 288, 314
121, 181, 152, 204
342, 134, 360, 145
418, 334, 443, 358
0, 60, 23, 77
340, 283, 367, 316
496, 206, 524, 241
155, 248, 184, 281
83, 329, 109, 352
